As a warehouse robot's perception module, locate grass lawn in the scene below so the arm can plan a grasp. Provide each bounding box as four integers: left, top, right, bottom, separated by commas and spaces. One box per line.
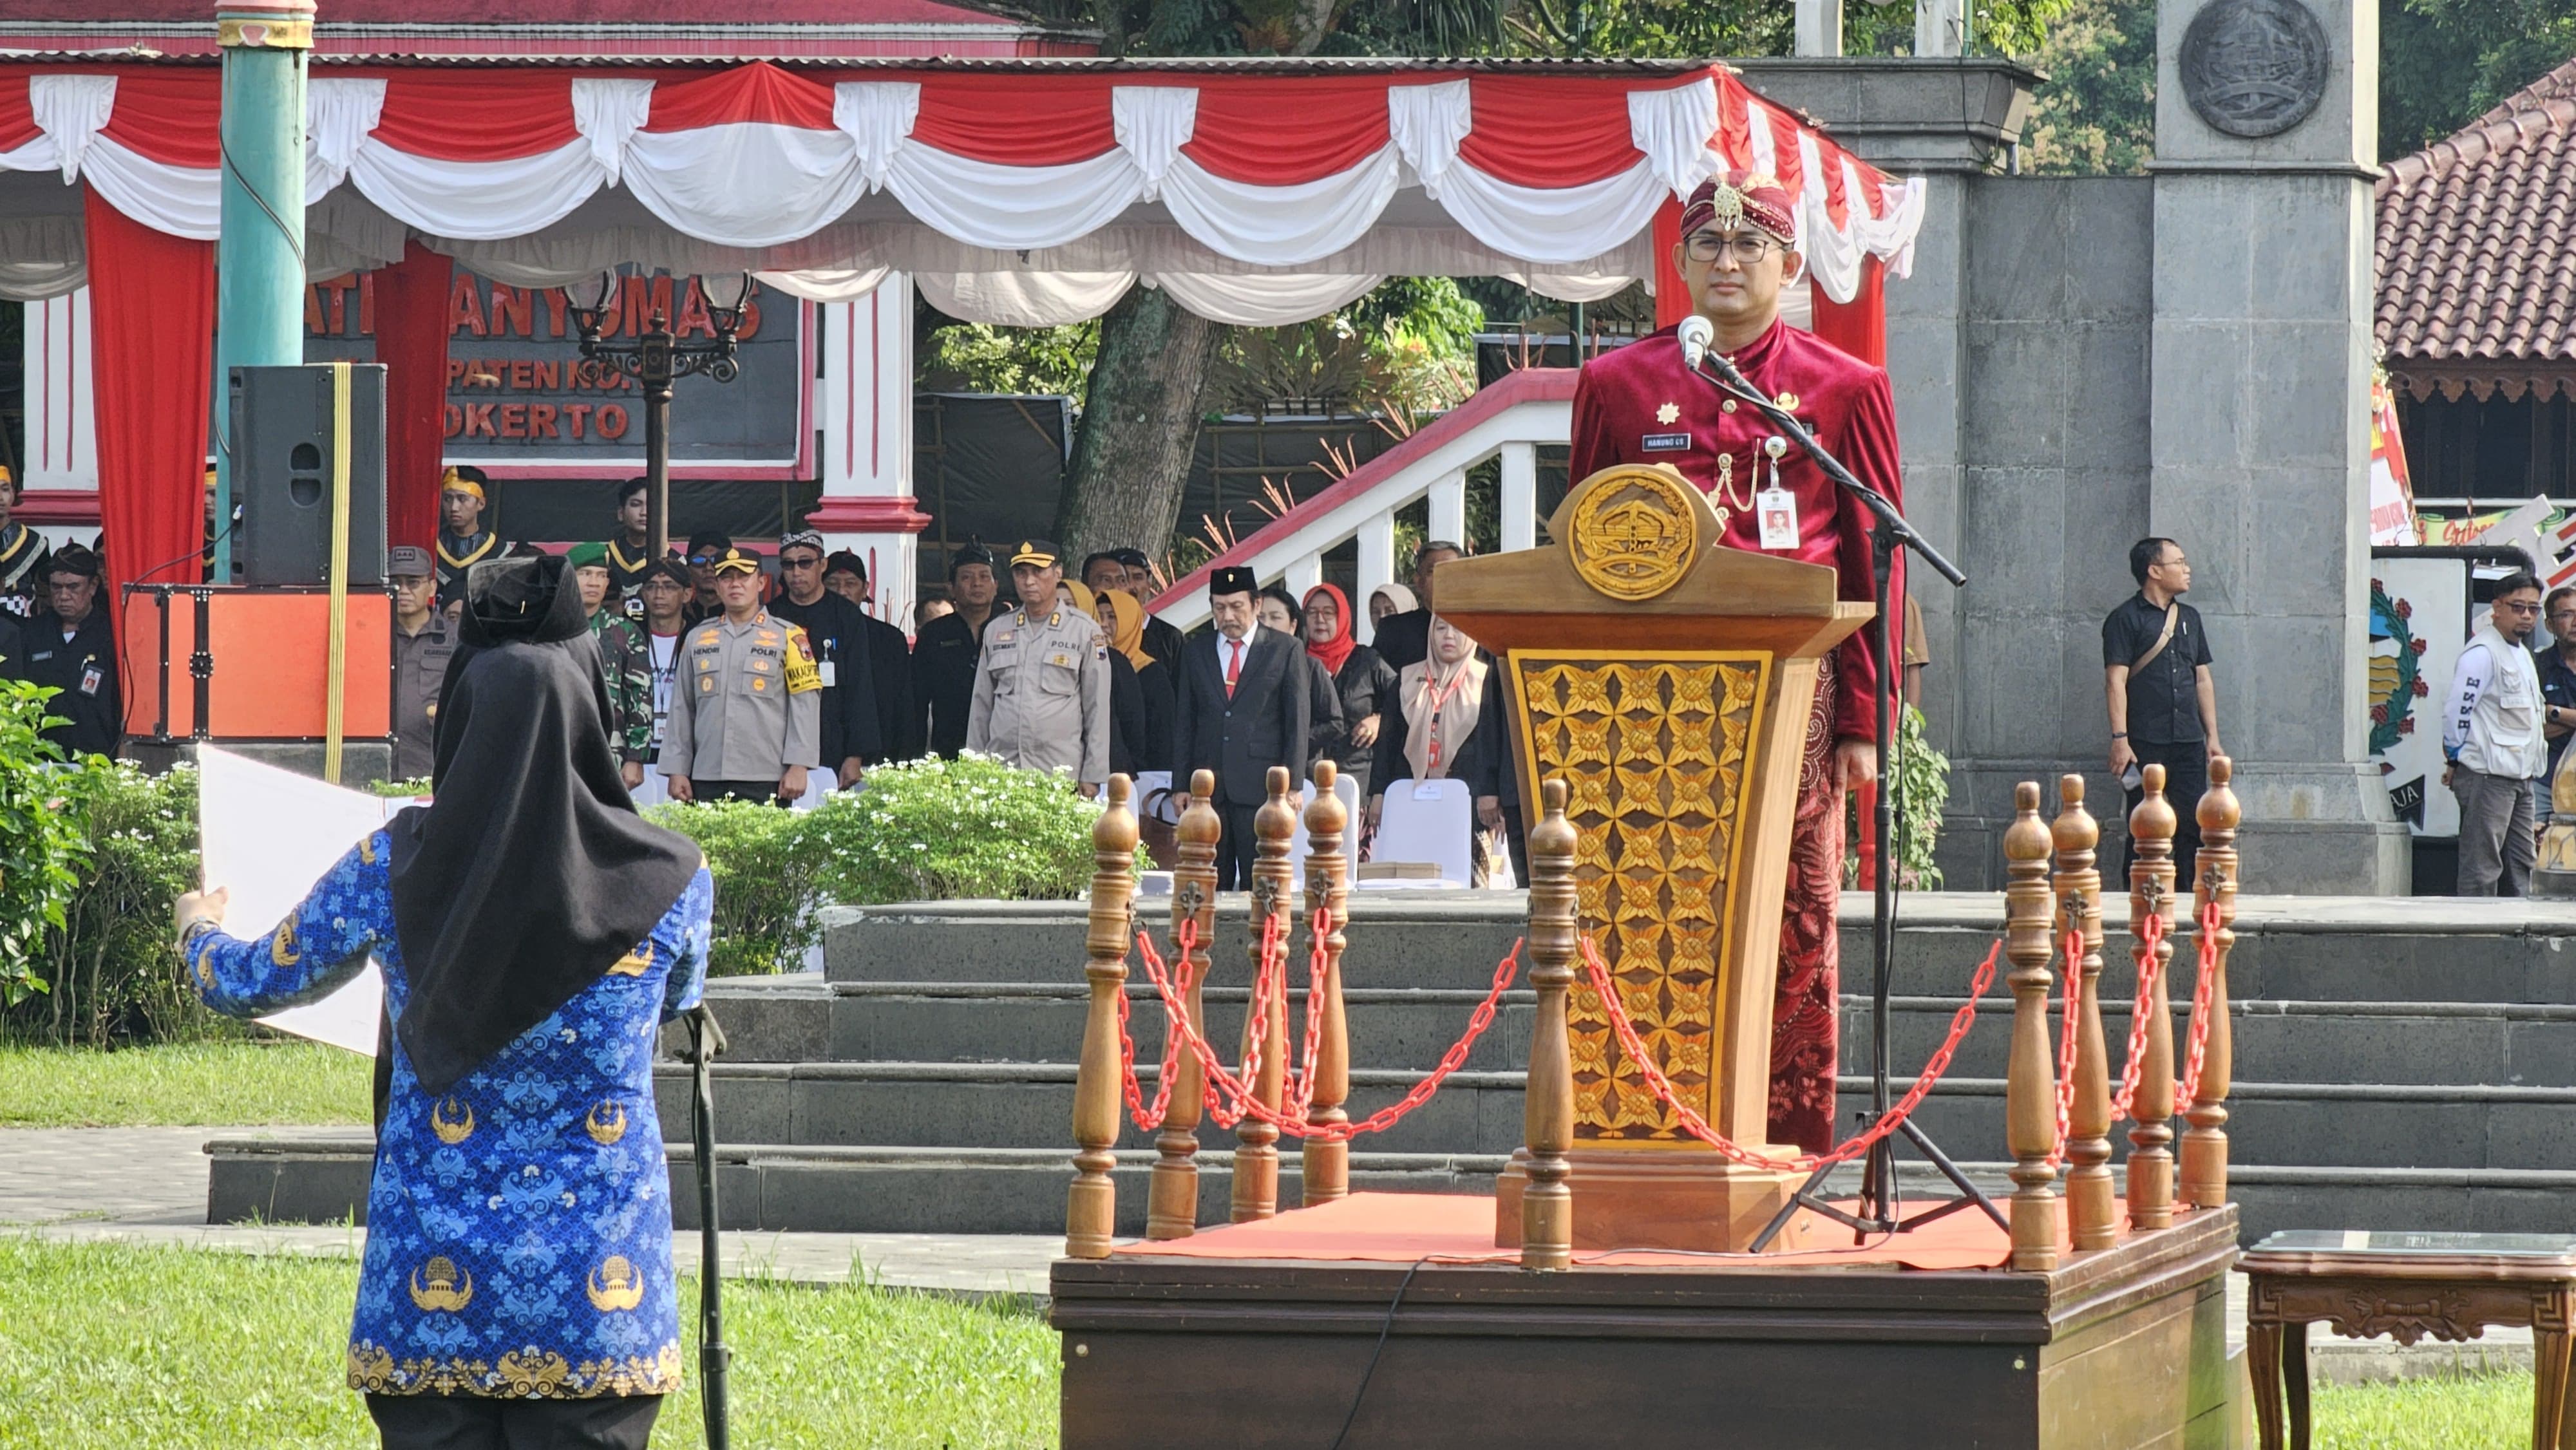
2312, 1372, 2539, 1449
0, 1039, 370, 1128
0, 1238, 1058, 1449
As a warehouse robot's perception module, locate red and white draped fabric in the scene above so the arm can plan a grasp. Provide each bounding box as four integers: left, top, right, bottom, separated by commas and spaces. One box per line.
0, 61, 1926, 323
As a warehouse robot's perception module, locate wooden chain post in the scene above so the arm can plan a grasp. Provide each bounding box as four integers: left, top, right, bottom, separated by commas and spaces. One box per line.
1067, 774, 1140, 1259
2125, 764, 2179, 1230
1519, 779, 1580, 1271
2003, 781, 2061, 1272
1301, 760, 1354, 1207
1231, 767, 1299, 1223
2052, 775, 2116, 1252
1146, 771, 1221, 1240
2183, 755, 2240, 1210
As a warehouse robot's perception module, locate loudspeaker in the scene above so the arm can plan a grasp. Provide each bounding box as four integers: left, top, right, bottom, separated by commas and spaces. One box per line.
231, 363, 388, 588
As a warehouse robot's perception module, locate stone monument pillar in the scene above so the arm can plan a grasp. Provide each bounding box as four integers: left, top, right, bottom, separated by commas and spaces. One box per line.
2150, 0, 2406, 891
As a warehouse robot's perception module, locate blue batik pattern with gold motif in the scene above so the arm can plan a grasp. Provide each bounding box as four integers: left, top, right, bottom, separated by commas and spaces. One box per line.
189, 830, 712, 1398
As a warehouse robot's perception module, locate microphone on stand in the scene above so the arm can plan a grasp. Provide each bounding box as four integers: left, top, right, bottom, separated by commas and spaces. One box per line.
1678, 314, 1714, 372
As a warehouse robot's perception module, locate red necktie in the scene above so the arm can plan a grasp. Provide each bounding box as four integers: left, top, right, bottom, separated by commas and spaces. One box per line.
1225, 639, 1243, 698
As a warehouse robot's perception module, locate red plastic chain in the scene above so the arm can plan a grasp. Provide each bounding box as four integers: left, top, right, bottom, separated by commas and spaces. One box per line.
2177, 899, 2223, 1107
1113, 916, 1203, 1132
2108, 906, 2168, 1124
1133, 926, 1522, 1142
2043, 927, 2085, 1171
1577, 932, 2001, 1172
1285, 905, 1333, 1119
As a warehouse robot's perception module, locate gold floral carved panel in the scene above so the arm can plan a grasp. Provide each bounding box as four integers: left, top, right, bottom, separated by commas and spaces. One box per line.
1510, 652, 1766, 1142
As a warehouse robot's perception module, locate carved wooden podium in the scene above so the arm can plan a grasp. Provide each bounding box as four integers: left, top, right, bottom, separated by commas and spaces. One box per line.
1440, 463, 1868, 1252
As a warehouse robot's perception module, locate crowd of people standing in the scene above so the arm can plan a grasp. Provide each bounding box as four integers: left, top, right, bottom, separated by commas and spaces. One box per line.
0, 450, 1528, 876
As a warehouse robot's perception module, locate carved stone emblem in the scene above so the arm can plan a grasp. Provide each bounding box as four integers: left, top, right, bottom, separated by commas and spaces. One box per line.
1569, 466, 1701, 603
2179, 0, 2330, 139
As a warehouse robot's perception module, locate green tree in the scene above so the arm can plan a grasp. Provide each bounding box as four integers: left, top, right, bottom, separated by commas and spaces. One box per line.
2381, 0, 2576, 161
2018, 0, 2157, 175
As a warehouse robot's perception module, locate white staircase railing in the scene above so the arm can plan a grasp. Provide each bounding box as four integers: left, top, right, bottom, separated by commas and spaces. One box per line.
1151, 368, 1578, 641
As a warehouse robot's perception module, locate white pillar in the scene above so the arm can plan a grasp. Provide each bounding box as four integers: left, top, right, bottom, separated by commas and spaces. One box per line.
1499, 442, 1538, 552
1915, 0, 1964, 57
808, 273, 929, 627
1355, 507, 1396, 645
1795, 0, 1842, 56
1427, 467, 1467, 549
19, 290, 100, 546
1285, 552, 1323, 598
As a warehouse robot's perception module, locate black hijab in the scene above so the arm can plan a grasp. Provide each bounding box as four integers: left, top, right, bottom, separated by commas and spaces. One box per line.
385, 555, 703, 1097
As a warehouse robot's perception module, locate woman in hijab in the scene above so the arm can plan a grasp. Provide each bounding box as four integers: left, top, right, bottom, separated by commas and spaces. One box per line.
1369, 613, 1509, 881
1058, 578, 1153, 782
1091, 585, 1175, 775
1368, 582, 1418, 630
1260, 585, 1345, 768
1303, 583, 1399, 799
174, 554, 712, 1450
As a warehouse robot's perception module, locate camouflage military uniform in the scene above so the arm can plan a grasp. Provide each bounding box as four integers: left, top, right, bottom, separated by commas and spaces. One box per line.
588, 608, 656, 765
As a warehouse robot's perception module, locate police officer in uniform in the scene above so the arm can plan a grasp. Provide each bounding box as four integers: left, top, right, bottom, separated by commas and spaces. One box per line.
913, 543, 1002, 757
967, 540, 1110, 796
659, 548, 823, 805
433, 466, 500, 607
388, 546, 455, 781
24, 544, 119, 758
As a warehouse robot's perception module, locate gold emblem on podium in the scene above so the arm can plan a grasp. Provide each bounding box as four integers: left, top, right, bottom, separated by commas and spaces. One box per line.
1568, 466, 1701, 603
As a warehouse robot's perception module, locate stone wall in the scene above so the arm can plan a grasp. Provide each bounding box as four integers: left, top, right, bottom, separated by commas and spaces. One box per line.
1926, 176, 2157, 887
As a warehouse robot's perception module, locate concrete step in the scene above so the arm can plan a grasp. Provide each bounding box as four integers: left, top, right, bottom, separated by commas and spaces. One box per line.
642, 1059, 2576, 1174
689, 978, 1538, 1073
202, 1135, 1500, 1237
1846, 997, 2576, 1087
824, 892, 2576, 1005
201, 1134, 2576, 1245
692, 973, 2576, 1100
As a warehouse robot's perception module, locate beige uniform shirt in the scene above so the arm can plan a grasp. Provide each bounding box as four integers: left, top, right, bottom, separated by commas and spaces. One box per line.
965, 605, 1110, 788
659, 609, 822, 783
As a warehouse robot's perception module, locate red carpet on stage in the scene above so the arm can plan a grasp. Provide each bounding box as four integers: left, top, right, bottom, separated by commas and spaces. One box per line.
1112, 1192, 2137, 1272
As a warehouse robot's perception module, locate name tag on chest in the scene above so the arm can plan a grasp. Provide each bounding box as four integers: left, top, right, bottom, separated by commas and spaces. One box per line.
1641, 432, 1692, 452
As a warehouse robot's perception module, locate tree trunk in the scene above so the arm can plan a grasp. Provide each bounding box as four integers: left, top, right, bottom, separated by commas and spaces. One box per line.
1056, 286, 1226, 565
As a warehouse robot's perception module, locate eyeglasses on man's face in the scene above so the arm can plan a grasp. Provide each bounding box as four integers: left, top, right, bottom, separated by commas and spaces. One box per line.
2497, 596, 2543, 616
1685, 231, 1782, 264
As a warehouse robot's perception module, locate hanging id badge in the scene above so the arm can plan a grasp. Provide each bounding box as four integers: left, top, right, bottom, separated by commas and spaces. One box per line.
79, 662, 102, 697
1755, 437, 1799, 550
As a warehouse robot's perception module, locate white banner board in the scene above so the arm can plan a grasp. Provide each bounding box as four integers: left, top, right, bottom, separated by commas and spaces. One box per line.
197, 747, 399, 1055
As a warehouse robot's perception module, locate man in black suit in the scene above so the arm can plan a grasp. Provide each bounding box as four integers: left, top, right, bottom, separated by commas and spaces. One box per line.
1368, 539, 1464, 671
1173, 565, 1311, 889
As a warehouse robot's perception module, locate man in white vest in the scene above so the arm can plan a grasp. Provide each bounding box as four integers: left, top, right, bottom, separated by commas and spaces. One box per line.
2445, 570, 2548, 895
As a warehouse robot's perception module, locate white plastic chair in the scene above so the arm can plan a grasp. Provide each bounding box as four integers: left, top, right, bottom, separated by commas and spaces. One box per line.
1368, 777, 1475, 887
1289, 771, 1365, 884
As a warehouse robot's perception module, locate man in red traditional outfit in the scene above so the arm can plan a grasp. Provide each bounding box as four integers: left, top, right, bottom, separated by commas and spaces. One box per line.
1567, 169, 1905, 1154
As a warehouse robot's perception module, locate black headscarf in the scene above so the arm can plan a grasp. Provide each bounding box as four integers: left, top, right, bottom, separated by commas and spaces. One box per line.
385, 554, 703, 1097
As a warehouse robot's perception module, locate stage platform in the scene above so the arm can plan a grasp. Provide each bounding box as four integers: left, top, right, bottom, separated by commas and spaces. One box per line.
1054, 1192, 2244, 1449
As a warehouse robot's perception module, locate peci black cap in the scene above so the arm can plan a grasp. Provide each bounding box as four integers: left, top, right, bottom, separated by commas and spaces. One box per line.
1209, 565, 1258, 598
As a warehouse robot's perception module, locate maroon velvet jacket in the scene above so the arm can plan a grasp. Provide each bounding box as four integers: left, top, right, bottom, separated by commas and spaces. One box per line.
1568, 319, 1903, 742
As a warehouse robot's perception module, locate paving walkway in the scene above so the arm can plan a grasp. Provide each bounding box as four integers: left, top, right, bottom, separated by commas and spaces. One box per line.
0, 1126, 1061, 1299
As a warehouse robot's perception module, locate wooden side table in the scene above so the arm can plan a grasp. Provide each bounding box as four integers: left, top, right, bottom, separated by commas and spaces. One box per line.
2238, 1231, 2576, 1450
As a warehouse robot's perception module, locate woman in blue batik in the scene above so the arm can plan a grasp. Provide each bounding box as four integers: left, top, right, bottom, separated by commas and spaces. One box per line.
178, 554, 712, 1450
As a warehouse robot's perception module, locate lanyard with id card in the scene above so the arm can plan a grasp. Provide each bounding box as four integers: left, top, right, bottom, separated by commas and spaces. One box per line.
1756, 436, 1798, 551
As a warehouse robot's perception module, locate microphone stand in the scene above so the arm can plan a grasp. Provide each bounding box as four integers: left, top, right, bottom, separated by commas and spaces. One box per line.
1675, 346, 1996, 1248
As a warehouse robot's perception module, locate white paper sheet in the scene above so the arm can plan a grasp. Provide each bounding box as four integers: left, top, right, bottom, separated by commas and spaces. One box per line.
196, 747, 399, 1056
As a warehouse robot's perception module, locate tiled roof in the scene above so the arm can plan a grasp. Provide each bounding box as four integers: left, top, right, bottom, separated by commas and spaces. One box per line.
2376, 57, 2576, 400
